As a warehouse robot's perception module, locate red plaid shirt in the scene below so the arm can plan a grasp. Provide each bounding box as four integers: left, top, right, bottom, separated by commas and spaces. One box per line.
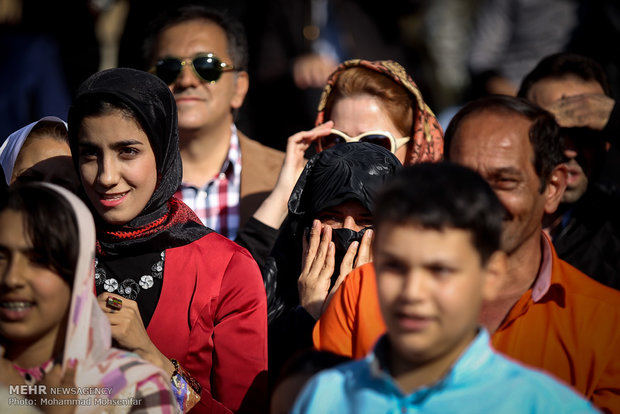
175, 126, 242, 239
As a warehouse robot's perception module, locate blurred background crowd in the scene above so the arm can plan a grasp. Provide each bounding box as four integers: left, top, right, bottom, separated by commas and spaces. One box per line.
1, 0, 619, 150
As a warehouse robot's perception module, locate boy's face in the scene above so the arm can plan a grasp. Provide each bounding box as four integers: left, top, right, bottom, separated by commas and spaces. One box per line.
374, 223, 500, 369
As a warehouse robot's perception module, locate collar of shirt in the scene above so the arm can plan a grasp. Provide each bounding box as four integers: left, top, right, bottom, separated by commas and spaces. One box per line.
367, 329, 493, 403
178, 124, 241, 188
211, 124, 241, 183
530, 233, 553, 302
175, 124, 242, 238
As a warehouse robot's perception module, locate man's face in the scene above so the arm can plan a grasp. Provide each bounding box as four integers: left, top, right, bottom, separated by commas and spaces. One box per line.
449, 111, 551, 255
152, 20, 246, 135
375, 223, 499, 370
527, 76, 605, 203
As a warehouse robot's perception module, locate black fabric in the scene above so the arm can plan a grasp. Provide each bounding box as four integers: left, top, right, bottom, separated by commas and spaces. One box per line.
599, 102, 620, 195
234, 217, 280, 270
288, 142, 399, 218
67, 68, 210, 257
267, 305, 316, 390
265, 142, 401, 323
263, 143, 401, 386
95, 250, 163, 327
552, 186, 620, 290
330, 227, 369, 286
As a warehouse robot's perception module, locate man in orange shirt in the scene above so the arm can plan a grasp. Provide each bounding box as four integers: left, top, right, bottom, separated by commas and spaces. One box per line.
314, 95, 620, 412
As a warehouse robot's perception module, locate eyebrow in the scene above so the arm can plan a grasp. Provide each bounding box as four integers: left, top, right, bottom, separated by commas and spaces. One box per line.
0, 244, 33, 255
78, 139, 145, 150
487, 166, 523, 179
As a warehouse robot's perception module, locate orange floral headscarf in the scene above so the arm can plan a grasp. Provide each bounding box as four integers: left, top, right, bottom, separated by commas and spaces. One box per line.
316, 59, 444, 164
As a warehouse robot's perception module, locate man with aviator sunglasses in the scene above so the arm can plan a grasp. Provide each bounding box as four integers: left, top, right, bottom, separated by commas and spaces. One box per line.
145, 5, 284, 244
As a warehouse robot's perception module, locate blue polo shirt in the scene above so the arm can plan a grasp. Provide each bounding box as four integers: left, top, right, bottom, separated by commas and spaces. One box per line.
292, 330, 597, 413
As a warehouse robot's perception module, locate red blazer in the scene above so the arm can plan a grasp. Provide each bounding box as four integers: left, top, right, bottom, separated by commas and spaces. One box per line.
147, 232, 268, 413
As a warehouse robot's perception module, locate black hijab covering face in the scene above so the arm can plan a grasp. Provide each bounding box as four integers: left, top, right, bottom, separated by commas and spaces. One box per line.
265, 142, 402, 321
68, 68, 210, 255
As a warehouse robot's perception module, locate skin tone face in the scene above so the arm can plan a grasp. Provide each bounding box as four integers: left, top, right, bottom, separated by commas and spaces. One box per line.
316, 199, 373, 232
329, 95, 409, 163
77, 111, 158, 225
374, 223, 501, 392
0, 209, 71, 366
527, 77, 606, 203
449, 111, 558, 255
11, 137, 79, 193
153, 20, 248, 135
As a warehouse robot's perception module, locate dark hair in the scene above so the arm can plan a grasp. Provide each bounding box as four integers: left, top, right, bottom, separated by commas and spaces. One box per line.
27, 120, 68, 144
374, 162, 504, 264
0, 183, 78, 286
444, 95, 564, 192
518, 53, 612, 99
144, 5, 248, 72
68, 94, 151, 169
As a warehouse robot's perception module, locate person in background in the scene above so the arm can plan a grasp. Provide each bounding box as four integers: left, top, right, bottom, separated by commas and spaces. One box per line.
144, 5, 284, 241
0, 117, 78, 192
466, 0, 579, 97
0, 183, 177, 413
518, 52, 620, 289
265, 142, 400, 387
314, 59, 444, 165
237, 58, 445, 267
68, 67, 267, 413
314, 96, 620, 412
247, 0, 424, 150
293, 163, 596, 414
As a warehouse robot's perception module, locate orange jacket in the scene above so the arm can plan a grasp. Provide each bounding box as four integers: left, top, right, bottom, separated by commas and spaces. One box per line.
313, 236, 620, 413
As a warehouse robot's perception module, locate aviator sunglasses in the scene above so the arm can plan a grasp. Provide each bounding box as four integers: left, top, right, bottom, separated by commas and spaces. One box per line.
150, 53, 235, 84
319, 129, 411, 153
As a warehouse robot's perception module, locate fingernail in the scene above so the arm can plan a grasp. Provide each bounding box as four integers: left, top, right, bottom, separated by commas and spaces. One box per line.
352, 241, 359, 248
70, 358, 77, 368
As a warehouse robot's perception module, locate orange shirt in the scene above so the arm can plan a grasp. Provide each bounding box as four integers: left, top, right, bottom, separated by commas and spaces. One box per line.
313, 235, 620, 413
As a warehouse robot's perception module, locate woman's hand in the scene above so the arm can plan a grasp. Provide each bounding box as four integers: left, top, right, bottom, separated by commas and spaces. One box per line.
97, 293, 174, 376
298, 220, 335, 320
37, 360, 78, 414
252, 121, 334, 229
325, 229, 374, 310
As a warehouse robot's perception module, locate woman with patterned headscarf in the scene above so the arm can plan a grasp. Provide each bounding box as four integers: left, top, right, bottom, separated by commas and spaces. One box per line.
314, 59, 444, 164
239, 59, 444, 267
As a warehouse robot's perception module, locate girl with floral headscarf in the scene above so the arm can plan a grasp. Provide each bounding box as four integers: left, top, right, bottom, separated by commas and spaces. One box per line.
0, 183, 177, 413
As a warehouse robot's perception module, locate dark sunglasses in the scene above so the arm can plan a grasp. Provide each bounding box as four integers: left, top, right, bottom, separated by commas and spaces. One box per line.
318, 129, 410, 153
150, 53, 235, 84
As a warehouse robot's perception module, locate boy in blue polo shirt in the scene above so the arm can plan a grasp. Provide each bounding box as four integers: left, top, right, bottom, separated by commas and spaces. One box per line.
292, 163, 596, 414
